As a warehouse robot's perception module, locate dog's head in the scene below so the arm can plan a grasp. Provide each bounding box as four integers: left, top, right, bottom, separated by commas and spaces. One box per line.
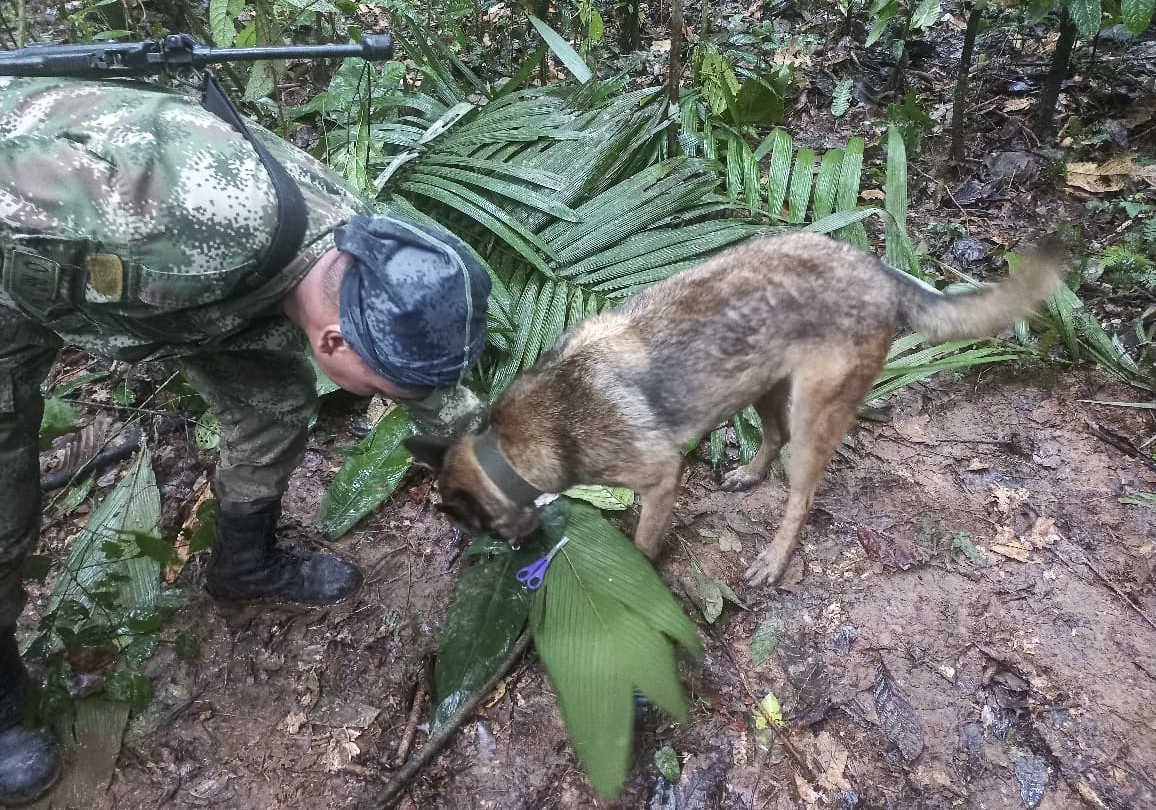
405, 433, 541, 543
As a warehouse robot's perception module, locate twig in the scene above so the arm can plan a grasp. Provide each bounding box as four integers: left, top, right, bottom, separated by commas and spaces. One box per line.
1053, 547, 1156, 633
392, 660, 430, 767
367, 628, 532, 810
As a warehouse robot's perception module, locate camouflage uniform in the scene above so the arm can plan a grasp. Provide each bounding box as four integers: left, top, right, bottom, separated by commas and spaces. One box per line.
0, 77, 482, 626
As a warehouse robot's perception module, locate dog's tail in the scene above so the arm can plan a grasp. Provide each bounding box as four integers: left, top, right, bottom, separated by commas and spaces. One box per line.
897, 239, 1065, 343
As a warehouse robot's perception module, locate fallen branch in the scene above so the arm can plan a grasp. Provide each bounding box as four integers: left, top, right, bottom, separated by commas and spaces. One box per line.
366, 628, 533, 809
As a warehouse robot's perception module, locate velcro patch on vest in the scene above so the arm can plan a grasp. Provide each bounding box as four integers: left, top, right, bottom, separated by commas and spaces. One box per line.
85, 253, 124, 299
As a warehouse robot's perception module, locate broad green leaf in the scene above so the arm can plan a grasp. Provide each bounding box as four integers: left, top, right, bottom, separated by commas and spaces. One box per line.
812, 149, 844, 222
866, 0, 899, 45
42, 447, 162, 652
104, 670, 153, 712
750, 614, 782, 665
835, 137, 868, 247
765, 128, 793, 220
529, 16, 594, 83
1067, 0, 1102, 36
733, 73, 785, 126
1122, 0, 1155, 32
733, 412, 761, 464
911, 0, 942, 29
39, 396, 77, 450
431, 540, 542, 727
318, 408, 418, 539
884, 125, 919, 275
520, 281, 569, 371
563, 485, 635, 510
208, 0, 239, 46
786, 148, 816, 224
529, 501, 701, 796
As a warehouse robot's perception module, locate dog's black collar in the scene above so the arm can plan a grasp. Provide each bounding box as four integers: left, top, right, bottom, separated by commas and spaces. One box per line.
473, 429, 544, 504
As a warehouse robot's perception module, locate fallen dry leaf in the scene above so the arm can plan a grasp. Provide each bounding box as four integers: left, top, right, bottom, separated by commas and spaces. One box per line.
1067, 155, 1156, 193
283, 710, 307, 735
990, 543, 1032, 562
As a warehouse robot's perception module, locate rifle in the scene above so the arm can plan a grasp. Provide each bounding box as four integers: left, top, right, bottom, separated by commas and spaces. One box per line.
0, 33, 394, 78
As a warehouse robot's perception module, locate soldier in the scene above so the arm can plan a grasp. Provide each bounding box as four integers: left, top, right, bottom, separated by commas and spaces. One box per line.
0, 76, 491, 805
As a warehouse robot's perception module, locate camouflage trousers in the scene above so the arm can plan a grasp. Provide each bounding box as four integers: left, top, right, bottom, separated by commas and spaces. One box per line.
0, 304, 317, 628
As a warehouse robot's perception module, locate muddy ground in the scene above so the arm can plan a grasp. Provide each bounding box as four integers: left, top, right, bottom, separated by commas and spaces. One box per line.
11, 3, 1156, 810
23, 361, 1156, 810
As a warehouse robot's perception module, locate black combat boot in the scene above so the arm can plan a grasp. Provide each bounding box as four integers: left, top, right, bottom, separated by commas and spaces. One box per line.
0, 628, 61, 807
204, 502, 363, 605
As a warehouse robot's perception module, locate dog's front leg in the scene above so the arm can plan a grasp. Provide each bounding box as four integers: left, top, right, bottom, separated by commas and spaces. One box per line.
632, 465, 683, 560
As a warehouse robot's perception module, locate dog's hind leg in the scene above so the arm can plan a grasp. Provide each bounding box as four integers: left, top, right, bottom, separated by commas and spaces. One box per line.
720, 378, 791, 492
745, 345, 886, 586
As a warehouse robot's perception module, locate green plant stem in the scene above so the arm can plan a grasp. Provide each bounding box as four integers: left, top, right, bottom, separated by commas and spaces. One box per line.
368, 628, 533, 810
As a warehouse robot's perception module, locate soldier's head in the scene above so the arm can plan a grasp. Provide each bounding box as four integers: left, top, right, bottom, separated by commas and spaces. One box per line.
308, 214, 491, 399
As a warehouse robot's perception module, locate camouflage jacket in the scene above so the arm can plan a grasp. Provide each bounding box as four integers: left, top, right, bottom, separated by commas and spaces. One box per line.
0, 75, 373, 361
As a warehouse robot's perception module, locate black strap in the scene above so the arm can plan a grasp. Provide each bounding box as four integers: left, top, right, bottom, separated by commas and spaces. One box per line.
199, 70, 307, 283
473, 429, 544, 505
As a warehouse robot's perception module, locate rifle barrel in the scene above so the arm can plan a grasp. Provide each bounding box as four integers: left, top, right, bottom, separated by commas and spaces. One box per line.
0, 34, 393, 78
191, 35, 394, 65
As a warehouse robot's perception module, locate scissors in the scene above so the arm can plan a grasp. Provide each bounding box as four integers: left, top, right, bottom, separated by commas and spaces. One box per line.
515, 535, 571, 590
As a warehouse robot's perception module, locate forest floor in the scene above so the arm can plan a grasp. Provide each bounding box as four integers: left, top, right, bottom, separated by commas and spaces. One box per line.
14, 3, 1156, 810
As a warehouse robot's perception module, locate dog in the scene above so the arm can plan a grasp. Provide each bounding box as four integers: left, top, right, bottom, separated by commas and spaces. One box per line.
406, 232, 1063, 586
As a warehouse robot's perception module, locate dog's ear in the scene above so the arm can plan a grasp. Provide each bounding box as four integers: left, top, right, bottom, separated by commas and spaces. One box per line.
403, 434, 454, 471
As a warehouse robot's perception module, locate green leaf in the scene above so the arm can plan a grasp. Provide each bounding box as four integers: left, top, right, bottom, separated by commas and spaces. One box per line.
529, 16, 593, 83
834, 136, 868, 248
812, 149, 844, 222
655, 745, 681, 781
56, 475, 94, 511
39, 396, 77, 450
318, 408, 418, 539
44, 448, 162, 634
128, 533, 179, 567
208, 0, 237, 46
1122, 0, 1155, 32
765, 128, 793, 220
104, 669, 153, 712
831, 77, 853, 117
174, 632, 200, 661
884, 125, 919, 275
911, 0, 942, 29
1067, 0, 1102, 36
194, 410, 220, 450
531, 500, 701, 799
432, 540, 543, 727
562, 485, 634, 511
750, 614, 782, 666
866, 0, 899, 45
733, 73, 785, 126
786, 148, 816, 224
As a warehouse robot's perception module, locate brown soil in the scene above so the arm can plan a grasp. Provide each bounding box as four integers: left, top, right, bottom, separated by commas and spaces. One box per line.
30, 365, 1150, 810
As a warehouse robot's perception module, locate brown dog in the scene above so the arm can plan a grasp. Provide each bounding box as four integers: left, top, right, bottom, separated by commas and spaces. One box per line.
406, 232, 1063, 586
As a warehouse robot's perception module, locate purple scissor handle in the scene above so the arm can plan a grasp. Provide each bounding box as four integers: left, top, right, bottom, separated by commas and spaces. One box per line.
516, 535, 571, 590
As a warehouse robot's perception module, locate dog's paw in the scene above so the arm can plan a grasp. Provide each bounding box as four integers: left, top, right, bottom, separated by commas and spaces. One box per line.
745, 548, 790, 587
719, 466, 765, 492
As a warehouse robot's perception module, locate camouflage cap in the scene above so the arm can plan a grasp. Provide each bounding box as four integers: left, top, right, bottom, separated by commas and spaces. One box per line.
335, 214, 490, 389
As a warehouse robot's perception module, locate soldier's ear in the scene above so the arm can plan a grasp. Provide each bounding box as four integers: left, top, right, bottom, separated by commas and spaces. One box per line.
404, 435, 454, 471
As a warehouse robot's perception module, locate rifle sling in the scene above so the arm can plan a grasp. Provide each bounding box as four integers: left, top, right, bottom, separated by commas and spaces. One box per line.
199, 70, 307, 285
